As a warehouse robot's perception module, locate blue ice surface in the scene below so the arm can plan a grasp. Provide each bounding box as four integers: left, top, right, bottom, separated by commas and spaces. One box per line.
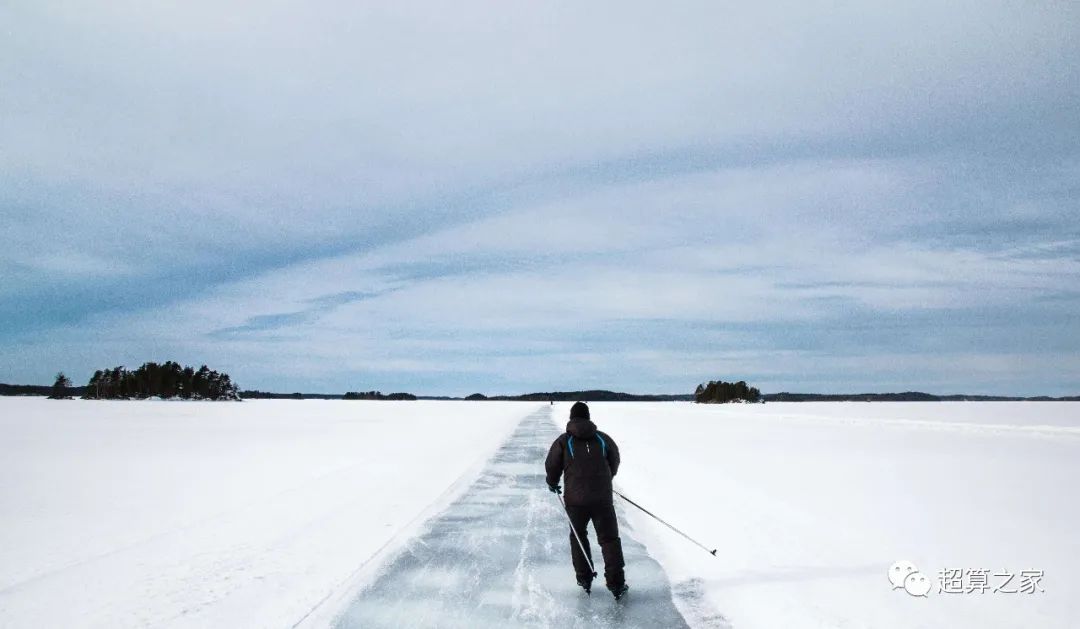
332, 407, 690, 628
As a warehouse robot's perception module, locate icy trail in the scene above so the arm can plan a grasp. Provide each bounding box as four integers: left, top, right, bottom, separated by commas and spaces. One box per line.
330, 406, 689, 628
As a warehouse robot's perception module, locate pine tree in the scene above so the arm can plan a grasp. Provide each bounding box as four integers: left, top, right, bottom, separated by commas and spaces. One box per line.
84, 370, 104, 399
49, 372, 72, 399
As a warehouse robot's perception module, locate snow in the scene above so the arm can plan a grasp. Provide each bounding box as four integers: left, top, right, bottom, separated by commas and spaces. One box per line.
0, 398, 523, 628
591, 401, 1080, 629
2, 398, 1077, 628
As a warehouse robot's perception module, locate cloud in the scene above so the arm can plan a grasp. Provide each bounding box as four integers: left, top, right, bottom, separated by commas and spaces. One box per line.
1, 1, 1078, 393
8, 154, 1077, 395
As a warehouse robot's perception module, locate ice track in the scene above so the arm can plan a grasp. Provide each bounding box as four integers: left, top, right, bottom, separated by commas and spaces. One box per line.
332, 406, 689, 628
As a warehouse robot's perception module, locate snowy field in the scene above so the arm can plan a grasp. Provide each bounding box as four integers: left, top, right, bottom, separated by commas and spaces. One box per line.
598, 401, 1080, 629
0, 399, 524, 628
1, 398, 1078, 628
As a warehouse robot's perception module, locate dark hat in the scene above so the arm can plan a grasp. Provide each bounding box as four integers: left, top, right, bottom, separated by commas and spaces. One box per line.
569, 401, 590, 420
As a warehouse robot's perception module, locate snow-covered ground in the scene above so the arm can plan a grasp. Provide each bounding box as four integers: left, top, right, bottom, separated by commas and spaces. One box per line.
2, 398, 1077, 628
593, 401, 1080, 629
0, 398, 523, 628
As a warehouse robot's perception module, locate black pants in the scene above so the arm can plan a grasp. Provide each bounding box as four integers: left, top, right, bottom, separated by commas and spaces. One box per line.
565, 503, 625, 588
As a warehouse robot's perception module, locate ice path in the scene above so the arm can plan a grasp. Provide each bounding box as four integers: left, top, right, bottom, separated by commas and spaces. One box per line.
332, 405, 690, 628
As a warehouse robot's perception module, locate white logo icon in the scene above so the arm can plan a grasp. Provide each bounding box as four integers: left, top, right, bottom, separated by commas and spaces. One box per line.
904, 571, 931, 597
889, 560, 917, 589
889, 560, 930, 597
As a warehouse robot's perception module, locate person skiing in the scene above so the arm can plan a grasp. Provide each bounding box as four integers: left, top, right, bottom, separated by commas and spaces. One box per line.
545, 401, 628, 599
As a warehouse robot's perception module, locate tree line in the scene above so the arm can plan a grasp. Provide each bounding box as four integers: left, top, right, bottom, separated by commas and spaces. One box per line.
694, 380, 762, 404
81, 362, 240, 400
343, 391, 418, 400
466, 390, 693, 402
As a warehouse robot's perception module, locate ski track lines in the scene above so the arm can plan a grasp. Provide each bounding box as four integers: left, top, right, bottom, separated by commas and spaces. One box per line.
330, 407, 691, 629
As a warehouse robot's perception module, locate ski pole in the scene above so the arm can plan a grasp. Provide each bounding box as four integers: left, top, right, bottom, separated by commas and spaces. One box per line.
614, 490, 717, 557
557, 494, 597, 578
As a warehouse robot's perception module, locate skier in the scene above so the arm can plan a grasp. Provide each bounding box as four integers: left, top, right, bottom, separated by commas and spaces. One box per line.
545, 401, 629, 599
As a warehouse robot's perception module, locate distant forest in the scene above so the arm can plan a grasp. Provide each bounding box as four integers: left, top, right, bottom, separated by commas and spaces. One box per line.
467, 390, 692, 402
695, 380, 762, 404
239, 390, 338, 400
82, 362, 240, 400
0, 383, 80, 397
763, 392, 1080, 402
344, 391, 418, 400
227, 390, 687, 401
238, 390, 418, 400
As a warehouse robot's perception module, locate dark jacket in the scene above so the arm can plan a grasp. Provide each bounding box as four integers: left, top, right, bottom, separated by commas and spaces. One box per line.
545, 418, 621, 506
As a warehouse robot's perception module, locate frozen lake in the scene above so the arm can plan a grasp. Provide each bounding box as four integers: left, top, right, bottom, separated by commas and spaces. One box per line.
1, 398, 1077, 628
604, 401, 1080, 628
330, 406, 689, 628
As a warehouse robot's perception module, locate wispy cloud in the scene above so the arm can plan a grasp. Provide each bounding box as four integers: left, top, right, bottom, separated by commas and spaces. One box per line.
1, 1, 1078, 394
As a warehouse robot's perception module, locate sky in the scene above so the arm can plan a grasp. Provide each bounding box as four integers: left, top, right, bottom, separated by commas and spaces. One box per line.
2, 0, 1079, 396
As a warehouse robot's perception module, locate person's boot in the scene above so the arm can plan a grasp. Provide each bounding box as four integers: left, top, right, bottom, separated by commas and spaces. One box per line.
609, 583, 629, 600
576, 576, 593, 595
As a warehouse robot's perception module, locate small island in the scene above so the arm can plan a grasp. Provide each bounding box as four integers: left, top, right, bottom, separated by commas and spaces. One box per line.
83, 362, 240, 400
694, 380, 762, 404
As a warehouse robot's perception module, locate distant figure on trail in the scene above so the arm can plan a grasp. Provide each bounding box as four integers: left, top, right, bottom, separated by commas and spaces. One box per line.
545, 402, 628, 599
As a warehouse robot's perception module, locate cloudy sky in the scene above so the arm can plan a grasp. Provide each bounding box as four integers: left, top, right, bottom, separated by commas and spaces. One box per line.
2, 1, 1078, 395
